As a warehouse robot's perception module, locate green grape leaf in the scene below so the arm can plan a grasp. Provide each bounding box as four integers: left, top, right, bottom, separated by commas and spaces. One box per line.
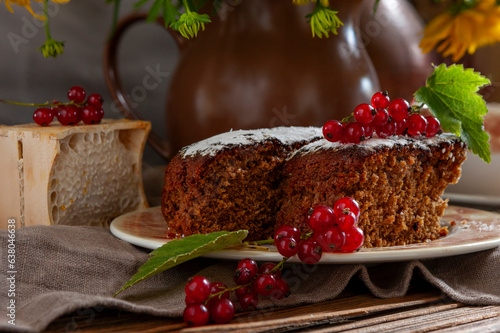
115, 230, 248, 296
414, 63, 491, 163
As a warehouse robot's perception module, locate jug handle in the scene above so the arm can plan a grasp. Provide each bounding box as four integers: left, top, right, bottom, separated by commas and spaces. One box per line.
103, 12, 186, 161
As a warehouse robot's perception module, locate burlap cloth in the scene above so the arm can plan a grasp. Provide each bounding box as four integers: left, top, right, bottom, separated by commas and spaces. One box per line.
1, 225, 500, 333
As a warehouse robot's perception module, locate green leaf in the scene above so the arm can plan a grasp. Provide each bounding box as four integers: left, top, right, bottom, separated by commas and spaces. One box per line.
115, 230, 248, 296
414, 63, 491, 163
163, 0, 180, 27
146, 0, 165, 22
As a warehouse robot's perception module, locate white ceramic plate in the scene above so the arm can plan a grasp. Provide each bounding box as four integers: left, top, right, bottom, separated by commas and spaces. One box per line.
444, 192, 500, 208
110, 206, 500, 264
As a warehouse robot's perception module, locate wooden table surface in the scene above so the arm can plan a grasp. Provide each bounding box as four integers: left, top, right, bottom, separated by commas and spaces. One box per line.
43, 277, 500, 333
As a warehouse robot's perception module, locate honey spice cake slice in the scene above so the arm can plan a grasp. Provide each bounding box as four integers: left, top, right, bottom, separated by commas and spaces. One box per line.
161, 127, 322, 240
276, 134, 467, 248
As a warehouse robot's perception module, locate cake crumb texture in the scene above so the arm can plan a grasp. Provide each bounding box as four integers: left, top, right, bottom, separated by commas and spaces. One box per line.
276, 139, 466, 247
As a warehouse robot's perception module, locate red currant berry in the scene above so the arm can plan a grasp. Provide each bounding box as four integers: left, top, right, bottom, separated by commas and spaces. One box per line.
274, 226, 301, 243
81, 105, 101, 125
341, 226, 364, 253
372, 108, 390, 126
323, 120, 344, 142
425, 116, 441, 137
185, 293, 198, 306
375, 120, 396, 138
234, 267, 254, 285
258, 262, 280, 277
353, 103, 375, 125
57, 105, 81, 126
394, 118, 407, 135
33, 108, 54, 126
235, 285, 253, 300
67, 86, 86, 104
388, 98, 410, 121
238, 292, 259, 311
96, 107, 105, 121
183, 303, 210, 327
275, 236, 299, 258
271, 277, 290, 300
407, 113, 427, 136
185, 275, 211, 304
342, 122, 365, 144
253, 273, 277, 296
371, 91, 390, 109
209, 298, 235, 324
237, 258, 258, 278
298, 239, 323, 265
50, 101, 62, 116
314, 227, 345, 253
333, 197, 360, 219
307, 205, 336, 231
337, 211, 358, 231
363, 123, 374, 138
87, 93, 104, 108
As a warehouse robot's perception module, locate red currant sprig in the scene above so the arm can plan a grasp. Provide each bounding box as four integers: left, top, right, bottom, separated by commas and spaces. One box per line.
183, 197, 364, 327
322, 91, 442, 143
183, 258, 289, 327
1, 86, 105, 127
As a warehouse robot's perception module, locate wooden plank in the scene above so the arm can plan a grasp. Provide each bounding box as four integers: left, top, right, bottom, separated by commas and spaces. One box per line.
333, 306, 500, 333
181, 292, 446, 333
432, 313, 500, 333
306, 303, 464, 333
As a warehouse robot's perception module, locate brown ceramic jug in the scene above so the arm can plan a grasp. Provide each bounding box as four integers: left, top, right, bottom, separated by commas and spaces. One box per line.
104, 0, 381, 160
360, 0, 437, 101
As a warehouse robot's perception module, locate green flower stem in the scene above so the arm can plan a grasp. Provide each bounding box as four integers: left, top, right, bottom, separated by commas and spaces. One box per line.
111, 0, 122, 34
39, 0, 65, 58
182, 0, 192, 14
43, 0, 51, 40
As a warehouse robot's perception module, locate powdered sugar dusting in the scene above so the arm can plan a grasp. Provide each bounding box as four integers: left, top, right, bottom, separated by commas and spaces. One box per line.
292, 133, 460, 157
181, 127, 322, 157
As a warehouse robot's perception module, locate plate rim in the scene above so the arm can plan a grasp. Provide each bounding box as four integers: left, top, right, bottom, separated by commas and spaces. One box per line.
110, 205, 500, 264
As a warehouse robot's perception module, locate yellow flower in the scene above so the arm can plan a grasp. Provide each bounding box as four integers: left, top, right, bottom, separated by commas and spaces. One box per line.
420, 0, 500, 62
1, 0, 70, 20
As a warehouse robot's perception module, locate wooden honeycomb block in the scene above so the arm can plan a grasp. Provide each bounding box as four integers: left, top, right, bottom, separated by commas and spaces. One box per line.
0, 119, 151, 229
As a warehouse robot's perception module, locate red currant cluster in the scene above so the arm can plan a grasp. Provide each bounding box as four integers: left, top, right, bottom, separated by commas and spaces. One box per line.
274, 197, 364, 265
322, 91, 441, 144
183, 259, 288, 327
32, 86, 104, 127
